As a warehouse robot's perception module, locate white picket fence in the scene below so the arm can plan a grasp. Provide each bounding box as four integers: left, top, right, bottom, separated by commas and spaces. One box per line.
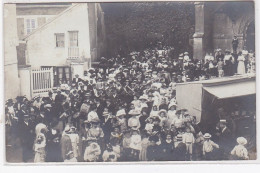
31, 67, 54, 98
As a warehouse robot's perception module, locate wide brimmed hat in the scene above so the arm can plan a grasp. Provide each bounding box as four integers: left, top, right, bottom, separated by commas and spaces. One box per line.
64, 125, 70, 133
203, 133, 212, 139
159, 109, 167, 115
128, 109, 141, 116
237, 137, 247, 145
69, 126, 77, 133
78, 81, 84, 86
44, 104, 52, 108
66, 151, 73, 156
176, 134, 183, 141
6, 99, 13, 105
145, 123, 154, 131
116, 109, 126, 117
88, 68, 95, 73
152, 116, 161, 122
176, 110, 182, 114
139, 95, 148, 100
168, 102, 177, 109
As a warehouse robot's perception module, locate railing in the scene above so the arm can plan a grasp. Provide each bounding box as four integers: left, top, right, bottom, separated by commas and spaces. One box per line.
31, 67, 54, 97
68, 47, 79, 60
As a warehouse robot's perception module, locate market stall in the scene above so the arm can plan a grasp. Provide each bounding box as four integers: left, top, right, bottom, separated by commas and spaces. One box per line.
176, 74, 256, 134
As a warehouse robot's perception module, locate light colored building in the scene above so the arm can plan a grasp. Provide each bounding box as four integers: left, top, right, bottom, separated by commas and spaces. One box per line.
4, 4, 20, 100
24, 4, 92, 69
16, 3, 72, 66
4, 3, 105, 100
19, 3, 105, 98
22, 3, 105, 80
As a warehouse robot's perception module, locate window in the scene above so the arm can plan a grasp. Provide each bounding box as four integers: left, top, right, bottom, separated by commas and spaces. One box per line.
55, 33, 65, 47
25, 18, 37, 34
69, 31, 78, 47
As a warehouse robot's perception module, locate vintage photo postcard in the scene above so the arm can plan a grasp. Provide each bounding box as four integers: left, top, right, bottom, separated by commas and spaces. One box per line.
3, 1, 256, 164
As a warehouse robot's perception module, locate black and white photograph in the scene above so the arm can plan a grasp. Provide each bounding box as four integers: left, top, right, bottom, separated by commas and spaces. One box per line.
3, 1, 256, 163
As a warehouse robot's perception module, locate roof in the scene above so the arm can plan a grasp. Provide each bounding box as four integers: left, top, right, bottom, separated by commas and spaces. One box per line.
203, 80, 255, 99
17, 3, 72, 8
23, 3, 81, 40
176, 73, 256, 87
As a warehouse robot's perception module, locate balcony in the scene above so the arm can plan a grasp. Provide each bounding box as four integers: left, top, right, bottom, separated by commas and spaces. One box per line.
68, 47, 79, 60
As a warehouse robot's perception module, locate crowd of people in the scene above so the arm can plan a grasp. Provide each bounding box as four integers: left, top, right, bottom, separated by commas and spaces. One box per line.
5, 44, 255, 162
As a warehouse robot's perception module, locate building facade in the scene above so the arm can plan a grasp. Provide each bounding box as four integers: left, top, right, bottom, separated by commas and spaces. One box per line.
4, 3, 105, 100
16, 3, 72, 66
193, 1, 254, 59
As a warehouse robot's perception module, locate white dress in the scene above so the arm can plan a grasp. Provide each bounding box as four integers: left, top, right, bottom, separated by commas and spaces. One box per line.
68, 133, 80, 158
237, 56, 246, 74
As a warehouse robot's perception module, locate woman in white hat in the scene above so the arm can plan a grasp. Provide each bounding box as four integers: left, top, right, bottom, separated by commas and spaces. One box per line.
202, 133, 219, 160
166, 103, 177, 128
33, 133, 46, 162
84, 142, 101, 162
139, 95, 148, 111
158, 109, 168, 127
230, 137, 249, 160
67, 127, 80, 159
116, 109, 127, 133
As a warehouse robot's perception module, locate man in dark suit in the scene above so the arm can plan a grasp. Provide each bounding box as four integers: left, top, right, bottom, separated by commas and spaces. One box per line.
217, 120, 233, 160
19, 114, 34, 162
60, 126, 73, 161
72, 74, 83, 88
174, 134, 186, 161
54, 90, 65, 116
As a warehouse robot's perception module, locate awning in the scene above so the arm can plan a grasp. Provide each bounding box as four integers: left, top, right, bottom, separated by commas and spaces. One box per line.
203, 80, 256, 99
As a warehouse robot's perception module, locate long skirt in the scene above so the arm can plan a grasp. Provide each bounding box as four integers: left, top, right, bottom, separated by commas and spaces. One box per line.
34, 148, 46, 163
237, 61, 246, 74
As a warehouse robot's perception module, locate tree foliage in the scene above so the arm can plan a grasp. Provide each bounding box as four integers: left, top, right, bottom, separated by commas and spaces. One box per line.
101, 2, 195, 57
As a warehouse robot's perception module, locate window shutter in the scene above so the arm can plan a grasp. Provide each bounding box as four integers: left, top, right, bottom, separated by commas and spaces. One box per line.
17, 18, 24, 39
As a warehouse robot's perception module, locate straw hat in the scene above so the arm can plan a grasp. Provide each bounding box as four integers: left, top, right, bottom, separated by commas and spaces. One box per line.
237, 137, 247, 145
176, 134, 183, 141
64, 125, 70, 133
159, 109, 167, 115
168, 102, 177, 109
66, 151, 73, 157
139, 95, 148, 101
128, 109, 141, 116
203, 133, 212, 139
116, 109, 126, 117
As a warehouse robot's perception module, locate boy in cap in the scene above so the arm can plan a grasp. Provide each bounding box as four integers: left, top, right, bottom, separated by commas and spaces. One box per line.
230, 137, 249, 160
174, 134, 186, 161
182, 127, 195, 160
202, 133, 219, 160
146, 135, 160, 161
